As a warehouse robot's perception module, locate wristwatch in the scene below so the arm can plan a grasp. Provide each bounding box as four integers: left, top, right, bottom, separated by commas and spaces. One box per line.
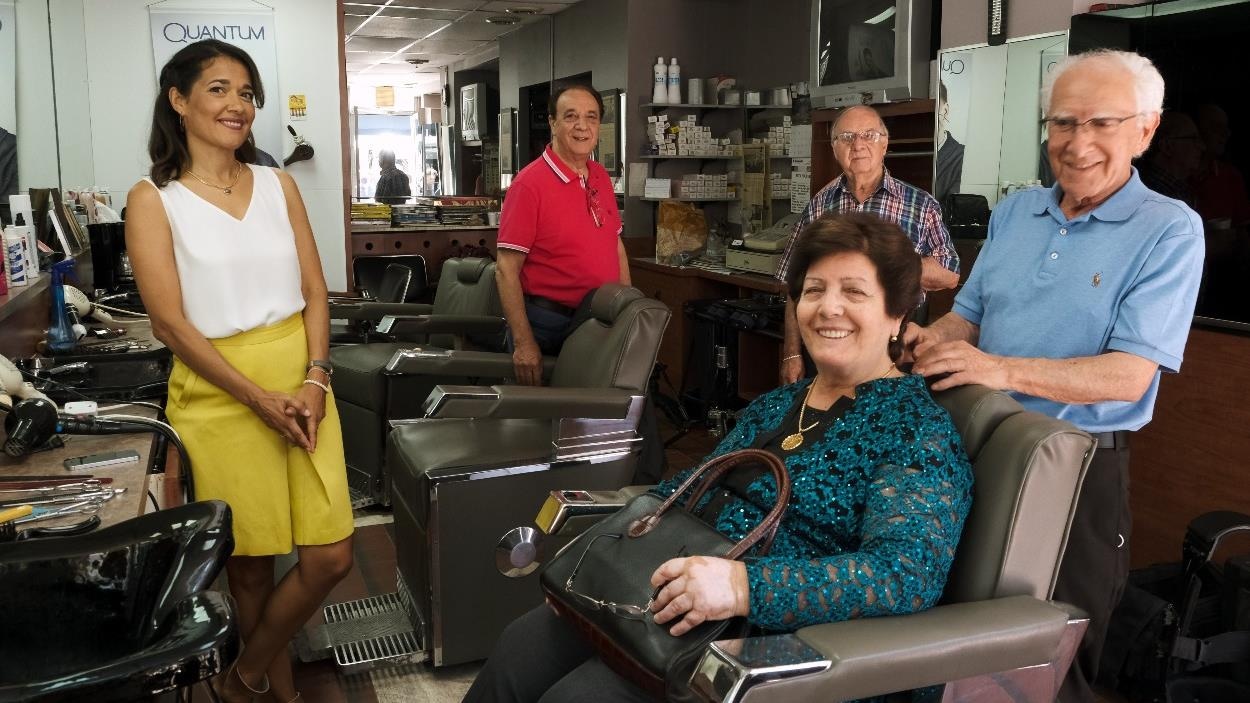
307, 359, 334, 377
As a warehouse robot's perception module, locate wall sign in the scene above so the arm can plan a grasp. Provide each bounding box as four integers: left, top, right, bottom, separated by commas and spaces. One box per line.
148, 3, 281, 160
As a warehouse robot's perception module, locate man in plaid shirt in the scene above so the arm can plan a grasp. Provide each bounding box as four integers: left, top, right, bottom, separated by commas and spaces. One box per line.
776, 105, 959, 383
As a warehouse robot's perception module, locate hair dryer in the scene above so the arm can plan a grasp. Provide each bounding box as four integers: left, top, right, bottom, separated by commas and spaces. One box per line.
2, 397, 59, 457
284, 125, 314, 166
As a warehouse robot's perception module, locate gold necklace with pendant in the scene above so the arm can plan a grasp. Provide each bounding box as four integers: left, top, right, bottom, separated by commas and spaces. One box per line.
781, 362, 900, 452
780, 383, 821, 452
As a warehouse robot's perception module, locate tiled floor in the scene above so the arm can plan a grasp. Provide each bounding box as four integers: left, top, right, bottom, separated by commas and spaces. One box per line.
182, 421, 721, 702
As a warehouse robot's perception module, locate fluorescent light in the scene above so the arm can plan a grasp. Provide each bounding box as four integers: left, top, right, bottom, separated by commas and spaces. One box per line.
865, 7, 896, 24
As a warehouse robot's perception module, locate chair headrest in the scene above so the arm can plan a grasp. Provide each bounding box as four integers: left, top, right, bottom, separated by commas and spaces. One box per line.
455, 258, 492, 284
591, 284, 644, 323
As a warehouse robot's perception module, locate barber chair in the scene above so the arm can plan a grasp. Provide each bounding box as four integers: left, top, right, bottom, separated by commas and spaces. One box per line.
311, 285, 669, 671
331, 257, 507, 505
329, 261, 416, 345
0, 500, 237, 702
529, 383, 1097, 702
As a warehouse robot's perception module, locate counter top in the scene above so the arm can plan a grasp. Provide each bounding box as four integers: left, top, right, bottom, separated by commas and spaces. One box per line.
352, 224, 499, 233
631, 257, 785, 294
0, 406, 157, 531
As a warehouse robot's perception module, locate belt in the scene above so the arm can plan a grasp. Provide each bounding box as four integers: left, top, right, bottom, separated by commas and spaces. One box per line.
525, 295, 575, 317
1093, 430, 1131, 450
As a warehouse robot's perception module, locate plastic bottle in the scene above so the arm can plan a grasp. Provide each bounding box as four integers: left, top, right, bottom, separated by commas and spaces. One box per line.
11, 214, 36, 280
3, 226, 27, 288
0, 238, 7, 296
47, 259, 77, 353
667, 57, 682, 104
652, 56, 668, 104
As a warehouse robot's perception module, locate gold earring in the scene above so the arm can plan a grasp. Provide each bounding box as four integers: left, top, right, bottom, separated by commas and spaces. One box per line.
179, 114, 185, 130
890, 335, 898, 342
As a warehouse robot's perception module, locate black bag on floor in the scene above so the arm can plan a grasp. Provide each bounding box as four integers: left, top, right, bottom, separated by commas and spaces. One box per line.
1100, 511, 1250, 702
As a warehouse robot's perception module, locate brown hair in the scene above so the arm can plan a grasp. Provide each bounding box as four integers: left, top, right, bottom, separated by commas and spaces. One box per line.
784, 212, 922, 361
147, 39, 264, 186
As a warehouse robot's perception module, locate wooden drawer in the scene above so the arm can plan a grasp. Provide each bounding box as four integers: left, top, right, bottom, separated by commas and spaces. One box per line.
352, 234, 384, 255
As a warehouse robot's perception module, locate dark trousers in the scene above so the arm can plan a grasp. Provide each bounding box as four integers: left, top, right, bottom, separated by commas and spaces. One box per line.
1055, 436, 1133, 703
463, 604, 653, 703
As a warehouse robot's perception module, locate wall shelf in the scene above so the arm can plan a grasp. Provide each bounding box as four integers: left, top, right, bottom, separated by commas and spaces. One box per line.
639, 196, 737, 202
643, 103, 741, 110
639, 154, 738, 160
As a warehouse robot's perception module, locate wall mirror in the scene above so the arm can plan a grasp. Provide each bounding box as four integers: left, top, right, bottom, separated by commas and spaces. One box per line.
936, 31, 1067, 209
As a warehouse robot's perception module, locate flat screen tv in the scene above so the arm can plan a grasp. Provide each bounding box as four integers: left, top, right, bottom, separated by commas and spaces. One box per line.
1071, 0, 1250, 333
809, 0, 931, 108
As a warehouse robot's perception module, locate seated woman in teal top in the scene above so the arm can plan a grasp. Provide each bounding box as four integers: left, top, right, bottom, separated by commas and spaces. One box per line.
465, 212, 974, 703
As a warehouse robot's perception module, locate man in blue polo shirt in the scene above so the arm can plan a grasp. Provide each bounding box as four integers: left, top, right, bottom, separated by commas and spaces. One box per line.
907, 50, 1204, 703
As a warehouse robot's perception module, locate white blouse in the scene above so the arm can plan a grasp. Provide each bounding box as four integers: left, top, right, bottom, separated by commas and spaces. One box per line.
146, 164, 305, 339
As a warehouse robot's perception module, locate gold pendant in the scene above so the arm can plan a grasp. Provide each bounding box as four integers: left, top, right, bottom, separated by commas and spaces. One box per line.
224, 188, 232, 195
780, 433, 803, 451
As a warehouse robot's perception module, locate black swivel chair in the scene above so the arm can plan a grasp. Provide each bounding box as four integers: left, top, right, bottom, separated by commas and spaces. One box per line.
331, 257, 507, 505
0, 501, 237, 702
329, 262, 416, 345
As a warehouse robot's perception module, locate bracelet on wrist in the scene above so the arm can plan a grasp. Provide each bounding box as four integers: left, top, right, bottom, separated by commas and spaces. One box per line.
781, 354, 802, 362
306, 365, 331, 380
303, 378, 330, 392
307, 359, 334, 377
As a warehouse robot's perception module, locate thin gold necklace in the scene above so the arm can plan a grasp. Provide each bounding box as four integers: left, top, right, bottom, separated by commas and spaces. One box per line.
780, 362, 898, 452
185, 162, 242, 195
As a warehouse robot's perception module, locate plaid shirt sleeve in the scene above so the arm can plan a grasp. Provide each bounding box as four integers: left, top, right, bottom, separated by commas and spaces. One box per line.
915, 195, 960, 274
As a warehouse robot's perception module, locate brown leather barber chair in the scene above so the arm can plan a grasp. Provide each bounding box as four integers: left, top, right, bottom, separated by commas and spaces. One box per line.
330, 257, 506, 506
374, 285, 670, 668
528, 383, 1096, 702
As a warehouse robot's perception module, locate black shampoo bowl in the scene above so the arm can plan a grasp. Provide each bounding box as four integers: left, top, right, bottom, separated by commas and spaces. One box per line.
0, 500, 238, 702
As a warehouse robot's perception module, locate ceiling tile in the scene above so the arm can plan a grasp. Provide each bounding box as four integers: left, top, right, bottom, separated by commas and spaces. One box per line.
344, 36, 421, 52
350, 16, 451, 39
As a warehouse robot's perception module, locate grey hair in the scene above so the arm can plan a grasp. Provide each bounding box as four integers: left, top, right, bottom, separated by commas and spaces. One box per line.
831, 105, 889, 136
1041, 49, 1165, 118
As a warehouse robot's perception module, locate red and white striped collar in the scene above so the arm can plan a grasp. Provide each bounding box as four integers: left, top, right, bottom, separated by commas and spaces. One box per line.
542, 145, 581, 185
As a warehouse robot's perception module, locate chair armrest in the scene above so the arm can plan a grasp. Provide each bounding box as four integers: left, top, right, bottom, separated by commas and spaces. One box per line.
423, 384, 639, 420
379, 313, 506, 339
535, 485, 655, 536
384, 348, 556, 381
700, 596, 1083, 703
329, 301, 434, 322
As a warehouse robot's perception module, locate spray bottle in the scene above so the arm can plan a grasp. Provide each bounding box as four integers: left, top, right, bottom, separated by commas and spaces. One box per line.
667, 57, 682, 104
12, 214, 37, 280
3, 225, 26, 288
47, 259, 77, 353
652, 56, 668, 104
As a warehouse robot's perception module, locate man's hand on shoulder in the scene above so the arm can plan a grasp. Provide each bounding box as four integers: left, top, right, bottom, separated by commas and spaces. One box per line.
912, 340, 1009, 392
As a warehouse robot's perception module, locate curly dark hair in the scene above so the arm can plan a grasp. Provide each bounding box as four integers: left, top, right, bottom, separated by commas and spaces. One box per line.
784, 212, 922, 362
147, 39, 265, 186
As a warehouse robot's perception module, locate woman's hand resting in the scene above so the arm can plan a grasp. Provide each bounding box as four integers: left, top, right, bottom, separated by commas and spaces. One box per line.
247, 389, 313, 451
650, 556, 750, 636
289, 382, 327, 452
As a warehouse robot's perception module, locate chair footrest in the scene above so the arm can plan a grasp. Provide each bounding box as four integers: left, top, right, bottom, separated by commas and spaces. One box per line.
320, 593, 428, 674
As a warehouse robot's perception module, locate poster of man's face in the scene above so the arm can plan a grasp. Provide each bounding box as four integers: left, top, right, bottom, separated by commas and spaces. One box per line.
1, 4, 19, 198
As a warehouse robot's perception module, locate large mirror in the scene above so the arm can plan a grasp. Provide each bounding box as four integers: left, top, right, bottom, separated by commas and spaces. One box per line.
935, 32, 1067, 209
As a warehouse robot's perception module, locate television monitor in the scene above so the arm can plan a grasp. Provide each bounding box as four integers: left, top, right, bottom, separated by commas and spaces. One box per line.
1071, 0, 1250, 333
809, 0, 931, 108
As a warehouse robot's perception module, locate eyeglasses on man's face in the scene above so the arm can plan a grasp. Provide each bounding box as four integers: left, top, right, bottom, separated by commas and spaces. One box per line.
833, 129, 887, 146
1042, 113, 1142, 136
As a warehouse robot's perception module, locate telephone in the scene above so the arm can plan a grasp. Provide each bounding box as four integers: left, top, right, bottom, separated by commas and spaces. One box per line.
739, 214, 800, 253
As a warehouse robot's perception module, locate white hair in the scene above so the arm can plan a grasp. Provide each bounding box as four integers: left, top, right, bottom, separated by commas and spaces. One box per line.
1041, 49, 1166, 117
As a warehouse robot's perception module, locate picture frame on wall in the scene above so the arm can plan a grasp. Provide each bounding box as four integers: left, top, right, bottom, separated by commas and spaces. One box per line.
597, 89, 621, 176
498, 107, 516, 176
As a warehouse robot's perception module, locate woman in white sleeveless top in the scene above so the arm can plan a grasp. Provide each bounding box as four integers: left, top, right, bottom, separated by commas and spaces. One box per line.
126, 39, 352, 703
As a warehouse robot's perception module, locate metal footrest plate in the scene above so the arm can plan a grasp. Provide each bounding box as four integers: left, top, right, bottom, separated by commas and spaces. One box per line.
322, 592, 426, 673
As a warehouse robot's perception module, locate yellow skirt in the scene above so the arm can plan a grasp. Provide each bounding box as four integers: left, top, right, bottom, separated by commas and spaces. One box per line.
166, 313, 354, 556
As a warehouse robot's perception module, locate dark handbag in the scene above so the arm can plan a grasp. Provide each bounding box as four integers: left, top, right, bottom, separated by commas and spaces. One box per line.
539, 448, 791, 700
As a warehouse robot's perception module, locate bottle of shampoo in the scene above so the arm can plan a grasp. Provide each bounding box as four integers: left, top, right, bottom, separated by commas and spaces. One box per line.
11, 214, 36, 280
3, 226, 27, 288
667, 57, 682, 104
47, 259, 77, 353
652, 56, 668, 104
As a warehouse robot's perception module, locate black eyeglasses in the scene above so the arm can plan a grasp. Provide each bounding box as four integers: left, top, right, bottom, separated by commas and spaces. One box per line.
1042, 114, 1142, 135
563, 533, 651, 619
581, 175, 603, 228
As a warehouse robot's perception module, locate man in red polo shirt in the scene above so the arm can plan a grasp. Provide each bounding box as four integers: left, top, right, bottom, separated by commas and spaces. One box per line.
496, 82, 630, 385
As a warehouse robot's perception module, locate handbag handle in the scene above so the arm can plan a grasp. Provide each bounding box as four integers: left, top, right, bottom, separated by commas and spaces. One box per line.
627, 449, 791, 559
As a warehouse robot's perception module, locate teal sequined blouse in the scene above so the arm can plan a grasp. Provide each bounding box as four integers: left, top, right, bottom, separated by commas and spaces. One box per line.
654, 373, 973, 632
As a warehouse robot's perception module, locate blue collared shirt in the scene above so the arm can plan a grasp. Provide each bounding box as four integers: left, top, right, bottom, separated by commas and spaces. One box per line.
952, 169, 1205, 432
